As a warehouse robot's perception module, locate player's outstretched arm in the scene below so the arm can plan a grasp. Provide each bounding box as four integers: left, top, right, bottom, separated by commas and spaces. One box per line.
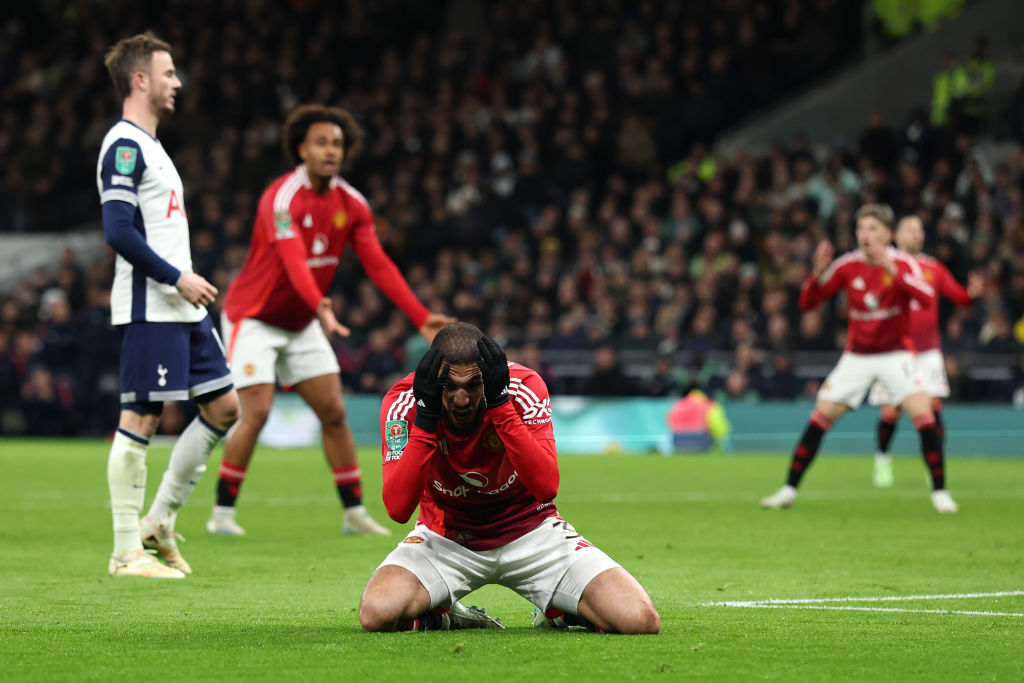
799, 240, 839, 311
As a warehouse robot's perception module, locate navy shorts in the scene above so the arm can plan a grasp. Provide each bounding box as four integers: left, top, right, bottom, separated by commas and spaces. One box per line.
119, 316, 233, 404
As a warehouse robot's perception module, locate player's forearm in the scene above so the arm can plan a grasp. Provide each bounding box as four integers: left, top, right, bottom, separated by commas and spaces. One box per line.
354, 238, 430, 327
381, 429, 435, 522
274, 238, 325, 313
798, 276, 824, 311
102, 201, 181, 285
489, 402, 559, 501
895, 272, 934, 306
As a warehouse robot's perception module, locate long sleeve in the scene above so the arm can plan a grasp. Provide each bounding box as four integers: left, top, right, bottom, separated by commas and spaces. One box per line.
102, 201, 181, 285
349, 218, 430, 328
937, 263, 972, 306
489, 400, 559, 502
799, 263, 844, 311
381, 425, 436, 523
272, 231, 324, 315
893, 260, 934, 307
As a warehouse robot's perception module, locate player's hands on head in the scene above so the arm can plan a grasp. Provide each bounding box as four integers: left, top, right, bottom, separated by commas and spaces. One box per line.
419, 313, 457, 344
413, 348, 448, 432
176, 272, 218, 307
477, 336, 510, 409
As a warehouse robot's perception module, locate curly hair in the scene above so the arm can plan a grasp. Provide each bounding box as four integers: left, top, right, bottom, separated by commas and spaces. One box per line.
104, 32, 172, 101
282, 104, 364, 169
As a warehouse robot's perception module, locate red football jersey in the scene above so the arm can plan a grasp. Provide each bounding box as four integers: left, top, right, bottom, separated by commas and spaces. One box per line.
799, 247, 935, 354
379, 362, 558, 551
224, 165, 429, 331
908, 253, 972, 352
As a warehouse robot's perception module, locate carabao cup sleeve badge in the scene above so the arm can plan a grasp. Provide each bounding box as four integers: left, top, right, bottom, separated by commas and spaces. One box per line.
385, 420, 408, 452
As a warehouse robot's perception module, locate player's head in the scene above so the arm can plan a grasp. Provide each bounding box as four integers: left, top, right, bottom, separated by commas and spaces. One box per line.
283, 105, 364, 178
104, 32, 179, 117
895, 215, 925, 255
431, 322, 486, 435
854, 203, 895, 252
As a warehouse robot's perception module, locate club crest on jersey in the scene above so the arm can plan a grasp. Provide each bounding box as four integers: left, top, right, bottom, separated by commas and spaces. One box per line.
882, 273, 893, 286
333, 211, 347, 229
484, 429, 502, 450
115, 146, 137, 174
274, 211, 294, 239
402, 536, 424, 544
244, 363, 255, 376
385, 420, 408, 452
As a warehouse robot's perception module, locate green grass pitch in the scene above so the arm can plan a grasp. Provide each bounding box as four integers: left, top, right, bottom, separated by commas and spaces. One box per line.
1, 438, 1021, 681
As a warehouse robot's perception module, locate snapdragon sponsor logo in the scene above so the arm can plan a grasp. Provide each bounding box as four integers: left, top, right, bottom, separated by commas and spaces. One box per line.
432, 471, 519, 498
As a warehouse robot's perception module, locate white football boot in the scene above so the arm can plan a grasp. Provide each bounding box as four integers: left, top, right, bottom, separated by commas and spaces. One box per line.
760, 485, 798, 509
140, 516, 192, 574
930, 489, 959, 513
109, 549, 185, 579
206, 505, 247, 536
873, 454, 894, 488
342, 505, 391, 536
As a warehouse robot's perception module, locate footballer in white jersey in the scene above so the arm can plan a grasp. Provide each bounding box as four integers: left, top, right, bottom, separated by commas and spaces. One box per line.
97, 120, 204, 325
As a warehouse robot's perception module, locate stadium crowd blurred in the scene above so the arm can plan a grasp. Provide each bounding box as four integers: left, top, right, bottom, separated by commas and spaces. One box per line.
1, 0, 1023, 436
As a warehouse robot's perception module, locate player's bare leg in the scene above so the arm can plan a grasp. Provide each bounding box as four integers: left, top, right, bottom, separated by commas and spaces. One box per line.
108, 407, 184, 578
901, 391, 956, 512
874, 404, 901, 488
359, 565, 501, 631
207, 383, 273, 535
359, 565, 432, 632
762, 399, 847, 509
574, 568, 660, 634
295, 373, 390, 535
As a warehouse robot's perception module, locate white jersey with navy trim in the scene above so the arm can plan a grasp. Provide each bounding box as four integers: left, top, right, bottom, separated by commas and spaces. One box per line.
96, 120, 204, 325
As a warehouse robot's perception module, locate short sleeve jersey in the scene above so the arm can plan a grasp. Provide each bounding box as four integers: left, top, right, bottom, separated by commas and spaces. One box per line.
96, 120, 202, 325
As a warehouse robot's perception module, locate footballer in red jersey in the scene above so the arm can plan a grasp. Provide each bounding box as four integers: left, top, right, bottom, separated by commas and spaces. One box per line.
867, 215, 982, 488
761, 204, 959, 513
359, 323, 660, 634
208, 105, 454, 537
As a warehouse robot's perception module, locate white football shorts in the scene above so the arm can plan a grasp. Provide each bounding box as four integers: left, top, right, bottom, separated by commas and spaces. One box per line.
377, 516, 621, 614
868, 348, 949, 405
222, 314, 340, 389
818, 350, 923, 409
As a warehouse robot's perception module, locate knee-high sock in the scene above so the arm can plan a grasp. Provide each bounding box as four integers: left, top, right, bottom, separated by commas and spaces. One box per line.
786, 410, 833, 488
334, 465, 363, 508
914, 412, 945, 490
108, 428, 149, 555
148, 415, 227, 526
876, 405, 900, 454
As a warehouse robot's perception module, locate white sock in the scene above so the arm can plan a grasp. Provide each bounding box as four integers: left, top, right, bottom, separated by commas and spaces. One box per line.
148, 416, 226, 527
875, 453, 892, 461
108, 429, 149, 556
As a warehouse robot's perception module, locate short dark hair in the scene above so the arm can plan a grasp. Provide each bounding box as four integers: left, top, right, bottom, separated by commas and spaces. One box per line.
855, 203, 895, 229
282, 104, 364, 168
104, 32, 172, 101
431, 322, 484, 365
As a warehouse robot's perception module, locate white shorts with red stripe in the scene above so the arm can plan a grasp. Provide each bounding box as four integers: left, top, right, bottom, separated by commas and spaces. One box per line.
221, 314, 339, 390
377, 517, 621, 614
868, 348, 949, 405
818, 350, 923, 409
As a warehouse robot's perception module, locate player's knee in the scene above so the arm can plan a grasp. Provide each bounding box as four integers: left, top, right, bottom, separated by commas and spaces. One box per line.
358, 599, 396, 632
319, 402, 347, 430
620, 602, 661, 635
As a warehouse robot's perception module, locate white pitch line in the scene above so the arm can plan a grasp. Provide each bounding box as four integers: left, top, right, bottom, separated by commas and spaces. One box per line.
723, 604, 1024, 617
703, 590, 1024, 617
707, 590, 1024, 607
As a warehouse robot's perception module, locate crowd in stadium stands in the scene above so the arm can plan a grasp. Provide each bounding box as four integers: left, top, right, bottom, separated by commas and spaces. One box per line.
1, 0, 1023, 436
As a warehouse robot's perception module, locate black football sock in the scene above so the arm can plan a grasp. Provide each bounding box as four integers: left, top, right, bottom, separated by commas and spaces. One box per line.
914, 414, 945, 490
786, 410, 833, 488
